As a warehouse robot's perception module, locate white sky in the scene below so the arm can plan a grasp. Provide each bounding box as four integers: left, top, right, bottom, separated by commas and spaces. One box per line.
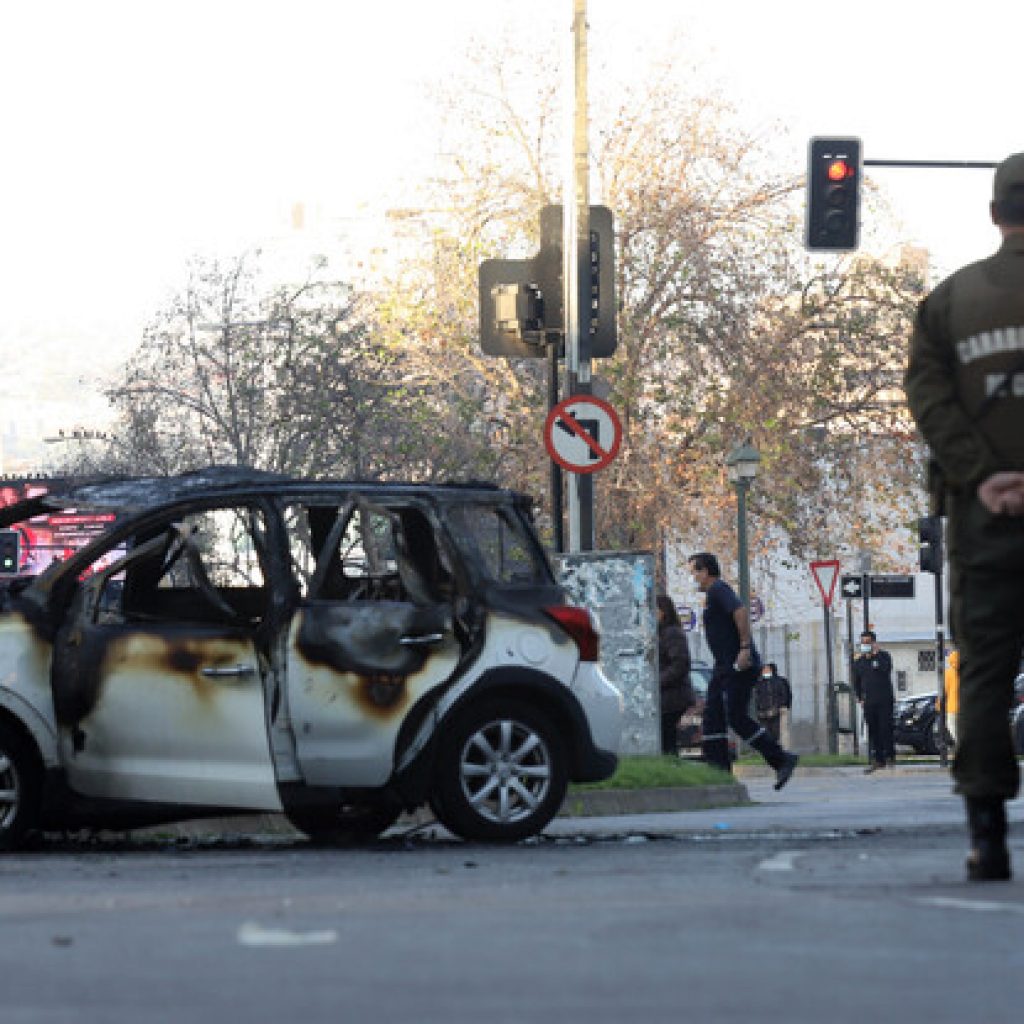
1, 0, 1020, 446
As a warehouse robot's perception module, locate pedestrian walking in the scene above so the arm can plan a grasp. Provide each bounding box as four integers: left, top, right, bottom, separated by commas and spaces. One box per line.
852, 630, 895, 772
754, 662, 792, 743
656, 593, 693, 756
904, 152, 1024, 881
688, 552, 799, 789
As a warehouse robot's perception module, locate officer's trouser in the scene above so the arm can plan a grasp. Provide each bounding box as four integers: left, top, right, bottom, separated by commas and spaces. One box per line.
863, 700, 894, 765
948, 494, 1024, 802
702, 666, 786, 773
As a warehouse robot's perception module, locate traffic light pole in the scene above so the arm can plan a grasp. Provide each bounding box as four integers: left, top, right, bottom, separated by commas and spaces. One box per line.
845, 598, 859, 756
549, 343, 564, 552
934, 563, 948, 767
564, 0, 594, 552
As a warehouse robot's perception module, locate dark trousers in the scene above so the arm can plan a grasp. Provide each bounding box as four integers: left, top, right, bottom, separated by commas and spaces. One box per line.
863, 700, 894, 765
950, 566, 1024, 801
947, 493, 1024, 802
660, 713, 679, 755
758, 715, 782, 743
702, 666, 786, 773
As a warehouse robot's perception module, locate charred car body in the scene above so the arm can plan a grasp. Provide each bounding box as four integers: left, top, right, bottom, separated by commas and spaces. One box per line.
0, 468, 622, 848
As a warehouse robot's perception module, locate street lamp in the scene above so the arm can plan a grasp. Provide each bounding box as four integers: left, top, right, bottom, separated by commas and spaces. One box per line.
725, 441, 760, 608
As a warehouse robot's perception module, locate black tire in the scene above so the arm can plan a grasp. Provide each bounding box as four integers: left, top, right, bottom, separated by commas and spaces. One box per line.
0, 720, 43, 851
925, 717, 954, 756
1013, 712, 1024, 755
430, 698, 567, 843
285, 802, 400, 846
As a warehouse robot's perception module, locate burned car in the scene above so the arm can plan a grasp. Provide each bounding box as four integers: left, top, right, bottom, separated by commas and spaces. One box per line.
0, 468, 622, 848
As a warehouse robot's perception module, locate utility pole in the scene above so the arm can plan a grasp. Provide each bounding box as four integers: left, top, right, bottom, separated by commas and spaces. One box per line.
565, 0, 593, 551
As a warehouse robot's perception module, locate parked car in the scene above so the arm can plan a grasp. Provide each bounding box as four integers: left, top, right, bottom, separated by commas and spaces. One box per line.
1013, 673, 1024, 755
894, 674, 1024, 756
893, 693, 951, 755
0, 467, 622, 849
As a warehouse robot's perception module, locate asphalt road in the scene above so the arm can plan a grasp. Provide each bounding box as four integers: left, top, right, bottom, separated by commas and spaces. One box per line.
1, 767, 1021, 1024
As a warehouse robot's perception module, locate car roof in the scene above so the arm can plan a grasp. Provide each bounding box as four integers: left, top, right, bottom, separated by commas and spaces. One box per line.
33, 466, 527, 515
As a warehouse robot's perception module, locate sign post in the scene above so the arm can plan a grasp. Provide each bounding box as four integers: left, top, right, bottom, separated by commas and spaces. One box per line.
810, 560, 841, 754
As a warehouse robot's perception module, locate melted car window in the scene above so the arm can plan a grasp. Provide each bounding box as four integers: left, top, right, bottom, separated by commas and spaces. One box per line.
447, 505, 548, 585
104, 507, 269, 626
291, 503, 452, 606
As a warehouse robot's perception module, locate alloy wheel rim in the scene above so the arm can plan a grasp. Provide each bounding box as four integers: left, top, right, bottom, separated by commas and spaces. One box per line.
0, 751, 19, 830
459, 718, 552, 824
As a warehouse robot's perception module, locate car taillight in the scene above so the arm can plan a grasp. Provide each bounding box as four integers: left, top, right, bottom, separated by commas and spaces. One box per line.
544, 605, 600, 662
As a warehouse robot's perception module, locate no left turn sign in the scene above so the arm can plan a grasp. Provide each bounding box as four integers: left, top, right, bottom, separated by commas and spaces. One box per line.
544, 395, 623, 475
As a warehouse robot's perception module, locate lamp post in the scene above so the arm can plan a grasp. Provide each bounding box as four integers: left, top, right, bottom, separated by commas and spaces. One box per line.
725, 441, 760, 609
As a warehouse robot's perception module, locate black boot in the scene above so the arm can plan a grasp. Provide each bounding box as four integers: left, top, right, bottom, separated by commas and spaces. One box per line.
965, 798, 1011, 882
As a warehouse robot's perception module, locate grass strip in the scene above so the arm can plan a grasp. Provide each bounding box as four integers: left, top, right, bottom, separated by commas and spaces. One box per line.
570, 755, 734, 791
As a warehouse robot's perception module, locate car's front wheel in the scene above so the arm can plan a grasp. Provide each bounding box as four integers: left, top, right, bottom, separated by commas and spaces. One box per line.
430, 698, 567, 843
0, 721, 42, 851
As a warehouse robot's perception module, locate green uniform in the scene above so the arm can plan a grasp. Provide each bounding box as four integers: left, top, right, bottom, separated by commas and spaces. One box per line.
905, 234, 1024, 801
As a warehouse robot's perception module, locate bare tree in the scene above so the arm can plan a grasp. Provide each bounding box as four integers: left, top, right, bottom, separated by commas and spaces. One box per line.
382, 41, 927, 562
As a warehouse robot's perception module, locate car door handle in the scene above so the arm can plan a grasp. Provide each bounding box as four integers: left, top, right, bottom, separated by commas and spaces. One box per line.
399, 633, 446, 646
201, 664, 256, 679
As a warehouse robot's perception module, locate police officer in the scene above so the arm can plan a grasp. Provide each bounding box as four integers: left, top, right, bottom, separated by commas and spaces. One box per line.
688, 552, 799, 789
852, 631, 895, 772
904, 152, 1024, 882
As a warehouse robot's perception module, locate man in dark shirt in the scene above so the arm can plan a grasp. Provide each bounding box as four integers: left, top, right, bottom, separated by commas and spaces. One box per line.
689, 552, 799, 789
852, 630, 895, 772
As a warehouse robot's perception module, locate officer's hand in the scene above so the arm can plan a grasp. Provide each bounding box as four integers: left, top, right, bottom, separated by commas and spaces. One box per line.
735, 647, 752, 671
978, 472, 1024, 516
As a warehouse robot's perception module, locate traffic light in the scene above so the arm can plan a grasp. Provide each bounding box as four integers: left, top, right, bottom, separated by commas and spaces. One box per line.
805, 137, 862, 251
535, 204, 617, 357
0, 529, 20, 574
478, 205, 617, 358
918, 515, 944, 574
478, 260, 547, 357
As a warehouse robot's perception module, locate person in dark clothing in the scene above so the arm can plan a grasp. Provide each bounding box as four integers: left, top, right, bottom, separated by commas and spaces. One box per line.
904, 152, 1024, 882
852, 630, 895, 772
754, 662, 792, 743
656, 593, 693, 755
688, 552, 799, 789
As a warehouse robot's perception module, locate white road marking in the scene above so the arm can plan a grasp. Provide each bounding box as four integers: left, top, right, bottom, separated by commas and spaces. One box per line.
757, 850, 803, 872
919, 897, 1024, 915
237, 921, 339, 947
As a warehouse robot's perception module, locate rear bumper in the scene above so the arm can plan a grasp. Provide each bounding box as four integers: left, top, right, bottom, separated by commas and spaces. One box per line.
570, 662, 622, 782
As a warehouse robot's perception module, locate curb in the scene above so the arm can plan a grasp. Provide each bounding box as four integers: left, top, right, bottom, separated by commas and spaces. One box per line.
558, 782, 751, 817
118, 783, 751, 841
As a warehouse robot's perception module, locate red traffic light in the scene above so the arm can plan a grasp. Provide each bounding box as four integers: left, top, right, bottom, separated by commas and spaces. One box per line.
826, 159, 854, 182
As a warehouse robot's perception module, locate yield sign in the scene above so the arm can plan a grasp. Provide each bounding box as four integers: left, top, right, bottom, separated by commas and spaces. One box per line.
809, 559, 841, 609
544, 395, 622, 475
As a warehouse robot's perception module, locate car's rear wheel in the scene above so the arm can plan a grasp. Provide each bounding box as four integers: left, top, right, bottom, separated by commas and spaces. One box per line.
430, 698, 567, 843
0, 721, 42, 851
285, 802, 400, 846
